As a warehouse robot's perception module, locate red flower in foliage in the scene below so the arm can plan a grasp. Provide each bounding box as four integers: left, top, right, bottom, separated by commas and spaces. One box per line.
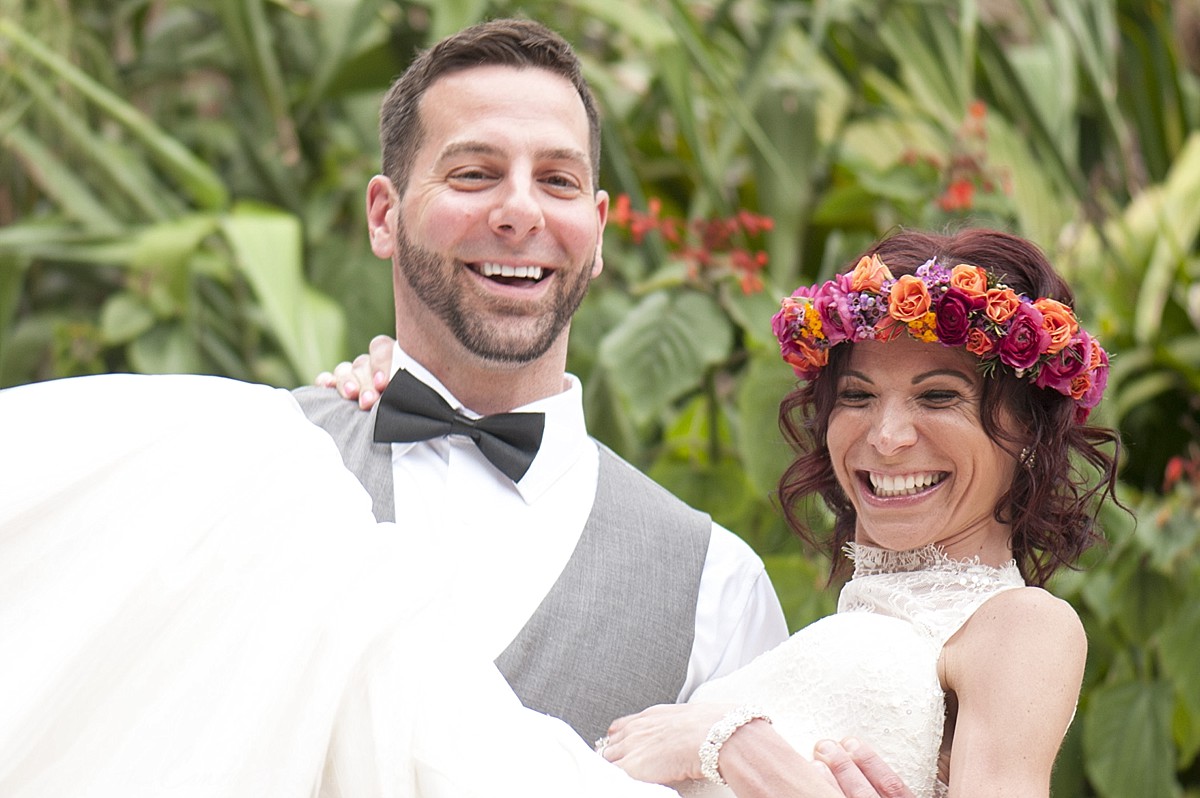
609, 195, 774, 294
939, 179, 975, 211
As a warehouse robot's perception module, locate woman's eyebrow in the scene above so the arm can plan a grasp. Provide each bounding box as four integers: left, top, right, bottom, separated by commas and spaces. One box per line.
912, 368, 974, 385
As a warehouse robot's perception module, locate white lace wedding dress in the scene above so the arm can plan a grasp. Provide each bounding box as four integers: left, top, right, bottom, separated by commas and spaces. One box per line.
681, 543, 1025, 798
0, 374, 674, 798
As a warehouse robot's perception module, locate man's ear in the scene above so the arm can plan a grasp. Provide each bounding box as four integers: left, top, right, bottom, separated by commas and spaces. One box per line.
591, 189, 609, 278
366, 175, 399, 259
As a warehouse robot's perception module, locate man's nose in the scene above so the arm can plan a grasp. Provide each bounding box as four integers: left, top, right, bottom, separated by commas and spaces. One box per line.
489, 177, 545, 239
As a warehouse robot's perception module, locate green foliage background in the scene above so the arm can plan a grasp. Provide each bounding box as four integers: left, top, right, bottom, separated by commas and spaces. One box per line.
2, 0, 1198, 794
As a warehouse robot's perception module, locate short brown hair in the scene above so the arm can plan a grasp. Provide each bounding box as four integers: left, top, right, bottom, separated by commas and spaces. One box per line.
778, 228, 1121, 586
379, 18, 602, 196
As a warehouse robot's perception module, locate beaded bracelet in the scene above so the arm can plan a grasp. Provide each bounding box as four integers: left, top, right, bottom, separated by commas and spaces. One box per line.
698, 705, 773, 786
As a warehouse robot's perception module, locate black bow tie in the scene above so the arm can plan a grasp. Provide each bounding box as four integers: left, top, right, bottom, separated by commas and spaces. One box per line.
373, 369, 545, 483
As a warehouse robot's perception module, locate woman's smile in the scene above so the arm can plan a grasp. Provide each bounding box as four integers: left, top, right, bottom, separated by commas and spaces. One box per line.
862, 470, 948, 499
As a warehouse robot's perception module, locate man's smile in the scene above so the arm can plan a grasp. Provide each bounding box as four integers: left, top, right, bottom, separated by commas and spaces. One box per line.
470, 260, 549, 286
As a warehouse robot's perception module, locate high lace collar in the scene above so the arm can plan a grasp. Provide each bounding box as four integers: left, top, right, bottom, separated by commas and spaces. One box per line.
845, 542, 1019, 580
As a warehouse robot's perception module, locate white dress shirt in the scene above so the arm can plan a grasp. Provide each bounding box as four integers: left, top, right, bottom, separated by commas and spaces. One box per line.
388, 347, 788, 699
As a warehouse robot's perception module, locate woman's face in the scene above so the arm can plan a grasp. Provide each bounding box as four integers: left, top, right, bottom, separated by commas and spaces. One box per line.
826, 335, 1018, 564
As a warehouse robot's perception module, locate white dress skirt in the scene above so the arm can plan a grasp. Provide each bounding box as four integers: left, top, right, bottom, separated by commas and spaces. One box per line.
0, 374, 674, 798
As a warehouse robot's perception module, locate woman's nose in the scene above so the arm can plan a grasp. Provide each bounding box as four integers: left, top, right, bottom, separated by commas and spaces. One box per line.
866, 409, 918, 455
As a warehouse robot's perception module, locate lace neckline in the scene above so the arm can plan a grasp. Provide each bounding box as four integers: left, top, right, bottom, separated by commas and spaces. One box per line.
845, 542, 1019, 580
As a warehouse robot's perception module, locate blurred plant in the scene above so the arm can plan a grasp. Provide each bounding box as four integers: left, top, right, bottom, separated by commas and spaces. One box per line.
608, 194, 774, 293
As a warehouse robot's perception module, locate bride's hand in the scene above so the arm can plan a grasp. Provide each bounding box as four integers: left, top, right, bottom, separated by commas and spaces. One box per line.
314, 334, 395, 409
598, 703, 736, 786
813, 738, 915, 798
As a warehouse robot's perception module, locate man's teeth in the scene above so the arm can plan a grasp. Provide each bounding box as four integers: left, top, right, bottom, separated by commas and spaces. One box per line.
869, 472, 943, 497
480, 262, 543, 280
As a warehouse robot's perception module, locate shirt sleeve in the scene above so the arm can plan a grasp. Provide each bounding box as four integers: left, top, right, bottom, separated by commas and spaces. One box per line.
677, 522, 790, 701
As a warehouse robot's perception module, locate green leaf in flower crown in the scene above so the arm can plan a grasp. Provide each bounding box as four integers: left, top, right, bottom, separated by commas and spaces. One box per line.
597, 290, 733, 428
1083, 680, 1178, 798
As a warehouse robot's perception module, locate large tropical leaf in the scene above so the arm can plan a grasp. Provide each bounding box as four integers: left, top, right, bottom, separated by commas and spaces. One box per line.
597, 290, 734, 427
220, 203, 345, 382
1083, 680, 1179, 798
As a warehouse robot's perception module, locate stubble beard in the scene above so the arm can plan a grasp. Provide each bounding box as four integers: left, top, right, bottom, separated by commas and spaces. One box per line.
394, 224, 595, 365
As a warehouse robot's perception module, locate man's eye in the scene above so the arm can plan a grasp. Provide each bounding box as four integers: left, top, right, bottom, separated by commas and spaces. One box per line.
542, 174, 583, 194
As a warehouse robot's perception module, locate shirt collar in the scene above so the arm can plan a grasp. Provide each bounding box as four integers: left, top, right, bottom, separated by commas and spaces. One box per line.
388, 344, 590, 503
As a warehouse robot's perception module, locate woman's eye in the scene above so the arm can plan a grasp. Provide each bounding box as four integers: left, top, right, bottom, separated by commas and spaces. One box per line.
836, 389, 872, 405
921, 390, 960, 405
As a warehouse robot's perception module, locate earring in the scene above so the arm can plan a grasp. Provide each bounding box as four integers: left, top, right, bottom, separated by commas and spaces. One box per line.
1019, 446, 1037, 469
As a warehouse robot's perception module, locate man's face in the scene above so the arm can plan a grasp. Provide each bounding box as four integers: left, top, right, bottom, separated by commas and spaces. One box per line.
378, 65, 608, 367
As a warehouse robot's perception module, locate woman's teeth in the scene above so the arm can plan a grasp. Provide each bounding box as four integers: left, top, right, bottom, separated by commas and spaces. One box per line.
869, 472, 944, 497
479, 262, 543, 281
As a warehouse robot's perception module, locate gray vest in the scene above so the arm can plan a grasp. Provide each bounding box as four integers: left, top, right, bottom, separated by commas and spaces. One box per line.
293, 387, 710, 742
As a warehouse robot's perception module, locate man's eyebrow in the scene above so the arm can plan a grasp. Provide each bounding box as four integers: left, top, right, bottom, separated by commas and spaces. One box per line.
436, 141, 591, 169
436, 141, 502, 162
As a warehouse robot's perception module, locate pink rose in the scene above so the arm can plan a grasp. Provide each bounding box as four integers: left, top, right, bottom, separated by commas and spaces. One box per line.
1078, 338, 1110, 410
815, 273, 857, 344
995, 303, 1049, 372
1034, 333, 1089, 393
933, 287, 978, 347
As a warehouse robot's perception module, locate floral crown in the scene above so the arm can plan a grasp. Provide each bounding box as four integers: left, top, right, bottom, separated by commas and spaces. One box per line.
771, 254, 1109, 422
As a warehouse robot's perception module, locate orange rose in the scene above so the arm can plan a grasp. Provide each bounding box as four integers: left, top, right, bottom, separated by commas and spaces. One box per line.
949, 264, 988, 299
888, 275, 931, 323
1069, 373, 1092, 400
783, 339, 828, 374
985, 287, 1021, 323
850, 254, 893, 292
966, 328, 994, 357
1033, 298, 1079, 354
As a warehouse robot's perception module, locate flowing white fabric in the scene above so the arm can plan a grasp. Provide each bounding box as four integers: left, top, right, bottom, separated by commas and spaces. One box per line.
681, 544, 1025, 798
0, 374, 674, 798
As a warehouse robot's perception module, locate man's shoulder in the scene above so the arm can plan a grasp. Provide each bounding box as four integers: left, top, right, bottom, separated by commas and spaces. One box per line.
291, 386, 374, 434
592, 440, 710, 522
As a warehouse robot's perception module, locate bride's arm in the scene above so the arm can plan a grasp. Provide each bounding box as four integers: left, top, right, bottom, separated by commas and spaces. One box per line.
602, 704, 911, 798
721, 726, 913, 798
939, 586, 1086, 797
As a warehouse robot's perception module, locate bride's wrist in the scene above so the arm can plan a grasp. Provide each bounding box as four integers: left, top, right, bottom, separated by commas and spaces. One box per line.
698, 705, 773, 786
